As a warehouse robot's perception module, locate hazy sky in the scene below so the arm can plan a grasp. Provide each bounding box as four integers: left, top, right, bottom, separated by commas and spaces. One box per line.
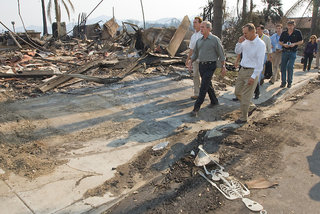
0, 0, 292, 30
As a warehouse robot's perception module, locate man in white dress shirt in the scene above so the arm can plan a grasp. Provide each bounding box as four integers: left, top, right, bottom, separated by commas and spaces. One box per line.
186, 17, 203, 100
234, 23, 266, 124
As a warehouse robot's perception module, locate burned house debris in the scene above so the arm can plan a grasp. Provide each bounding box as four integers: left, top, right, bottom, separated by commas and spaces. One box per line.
0, 15, 212, 101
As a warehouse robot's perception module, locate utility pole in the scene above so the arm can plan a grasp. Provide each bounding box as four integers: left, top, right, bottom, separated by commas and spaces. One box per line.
11, 21, 15, 32
140, 0, 146, 29
41, 0, 48, 35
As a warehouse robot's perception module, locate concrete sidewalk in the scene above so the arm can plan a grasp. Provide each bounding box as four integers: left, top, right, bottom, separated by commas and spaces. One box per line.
0, 64, 319, 214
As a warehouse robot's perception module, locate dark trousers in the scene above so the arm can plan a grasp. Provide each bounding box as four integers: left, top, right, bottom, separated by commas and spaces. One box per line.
303, 53, 314, 71
193, 62, 218, 111
254, 84, 260, 96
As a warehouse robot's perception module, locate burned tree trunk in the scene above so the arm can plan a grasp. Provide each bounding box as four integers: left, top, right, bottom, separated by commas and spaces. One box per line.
213, 0, 224, 39
311, 0, 320, 35
202, 0, 225, 39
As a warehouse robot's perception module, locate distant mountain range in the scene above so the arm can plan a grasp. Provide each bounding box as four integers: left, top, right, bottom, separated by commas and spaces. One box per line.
1, 15, 194, 35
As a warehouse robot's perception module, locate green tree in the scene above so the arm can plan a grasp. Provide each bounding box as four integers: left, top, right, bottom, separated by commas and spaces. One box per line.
243, 0, 248, 20
262, 0, 283, 24
236, 0, 255, 22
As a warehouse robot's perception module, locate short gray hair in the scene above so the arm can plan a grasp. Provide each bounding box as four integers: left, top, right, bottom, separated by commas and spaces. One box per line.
202, 20, 212, 30
243, 23, 255, 32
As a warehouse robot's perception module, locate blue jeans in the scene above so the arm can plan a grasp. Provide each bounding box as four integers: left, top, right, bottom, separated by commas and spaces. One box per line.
193, 62, 218, 111
280, 51, 296, 85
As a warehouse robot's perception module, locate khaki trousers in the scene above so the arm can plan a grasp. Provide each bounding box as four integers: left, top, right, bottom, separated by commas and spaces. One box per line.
271, 51, 282, 82
235, 67, 259, 121
192, 61, 200, 96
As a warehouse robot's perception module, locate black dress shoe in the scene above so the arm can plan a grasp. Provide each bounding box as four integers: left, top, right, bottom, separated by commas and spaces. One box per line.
280, 83, 286, 88
232, 97, 239, 101
208, 102, 219, 108
287, 84, 292, 88
190, 110, 198, 117
235, 119, 247, 124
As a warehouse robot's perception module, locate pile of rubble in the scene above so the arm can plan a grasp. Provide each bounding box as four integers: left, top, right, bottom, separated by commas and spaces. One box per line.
0, 16, 237, 101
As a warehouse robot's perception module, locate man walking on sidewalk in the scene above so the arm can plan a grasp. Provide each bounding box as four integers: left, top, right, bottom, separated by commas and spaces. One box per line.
234, 23, 266, 124
186, 17, 203, 100
254, 25, 272, 99
188, 21, 226, 117
270, 24, 283, 84
279, 20, 303, 88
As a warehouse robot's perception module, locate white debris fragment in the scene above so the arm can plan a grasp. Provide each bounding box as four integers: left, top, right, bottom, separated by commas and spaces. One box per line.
205, 129, 223, 139
0, 168, 5, 175
152, 141, 169, 151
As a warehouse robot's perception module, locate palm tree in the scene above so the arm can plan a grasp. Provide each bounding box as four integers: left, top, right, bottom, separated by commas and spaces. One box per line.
242, 0, 248, 20
310, 0, 319, 34
285, 0, 320, 35
236, 0, 255, 22
47, 0, 75, 37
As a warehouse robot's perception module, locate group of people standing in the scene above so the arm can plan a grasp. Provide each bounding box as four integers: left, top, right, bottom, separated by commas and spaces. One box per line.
186, 18, 318, 124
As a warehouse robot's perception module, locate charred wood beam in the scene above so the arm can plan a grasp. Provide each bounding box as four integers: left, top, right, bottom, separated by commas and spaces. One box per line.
0, 70, 55, 78
34, 57, 80, 66
60, 73, 121, 84
8, 31, 22, 49
38, 59, 119, 92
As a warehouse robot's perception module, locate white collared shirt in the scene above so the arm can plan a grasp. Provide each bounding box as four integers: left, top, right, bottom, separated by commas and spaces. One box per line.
235, 35, 266, 79
189, 30, 202, 50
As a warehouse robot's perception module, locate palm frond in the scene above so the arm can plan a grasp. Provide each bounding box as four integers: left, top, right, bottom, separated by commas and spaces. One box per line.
61, 0, 71, 20
66, 0, 75, 11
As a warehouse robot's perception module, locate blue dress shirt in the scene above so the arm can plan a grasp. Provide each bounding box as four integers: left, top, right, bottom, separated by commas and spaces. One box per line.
270, 33, 282, 53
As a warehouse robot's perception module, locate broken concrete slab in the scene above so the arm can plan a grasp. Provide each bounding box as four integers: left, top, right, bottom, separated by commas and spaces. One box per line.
0, 180, 33, 214
167, 15, 191, 57
0, 194, 33, 214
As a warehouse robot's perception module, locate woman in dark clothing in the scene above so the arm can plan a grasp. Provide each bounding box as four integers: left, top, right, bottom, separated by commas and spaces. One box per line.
303, 35, 318, 72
